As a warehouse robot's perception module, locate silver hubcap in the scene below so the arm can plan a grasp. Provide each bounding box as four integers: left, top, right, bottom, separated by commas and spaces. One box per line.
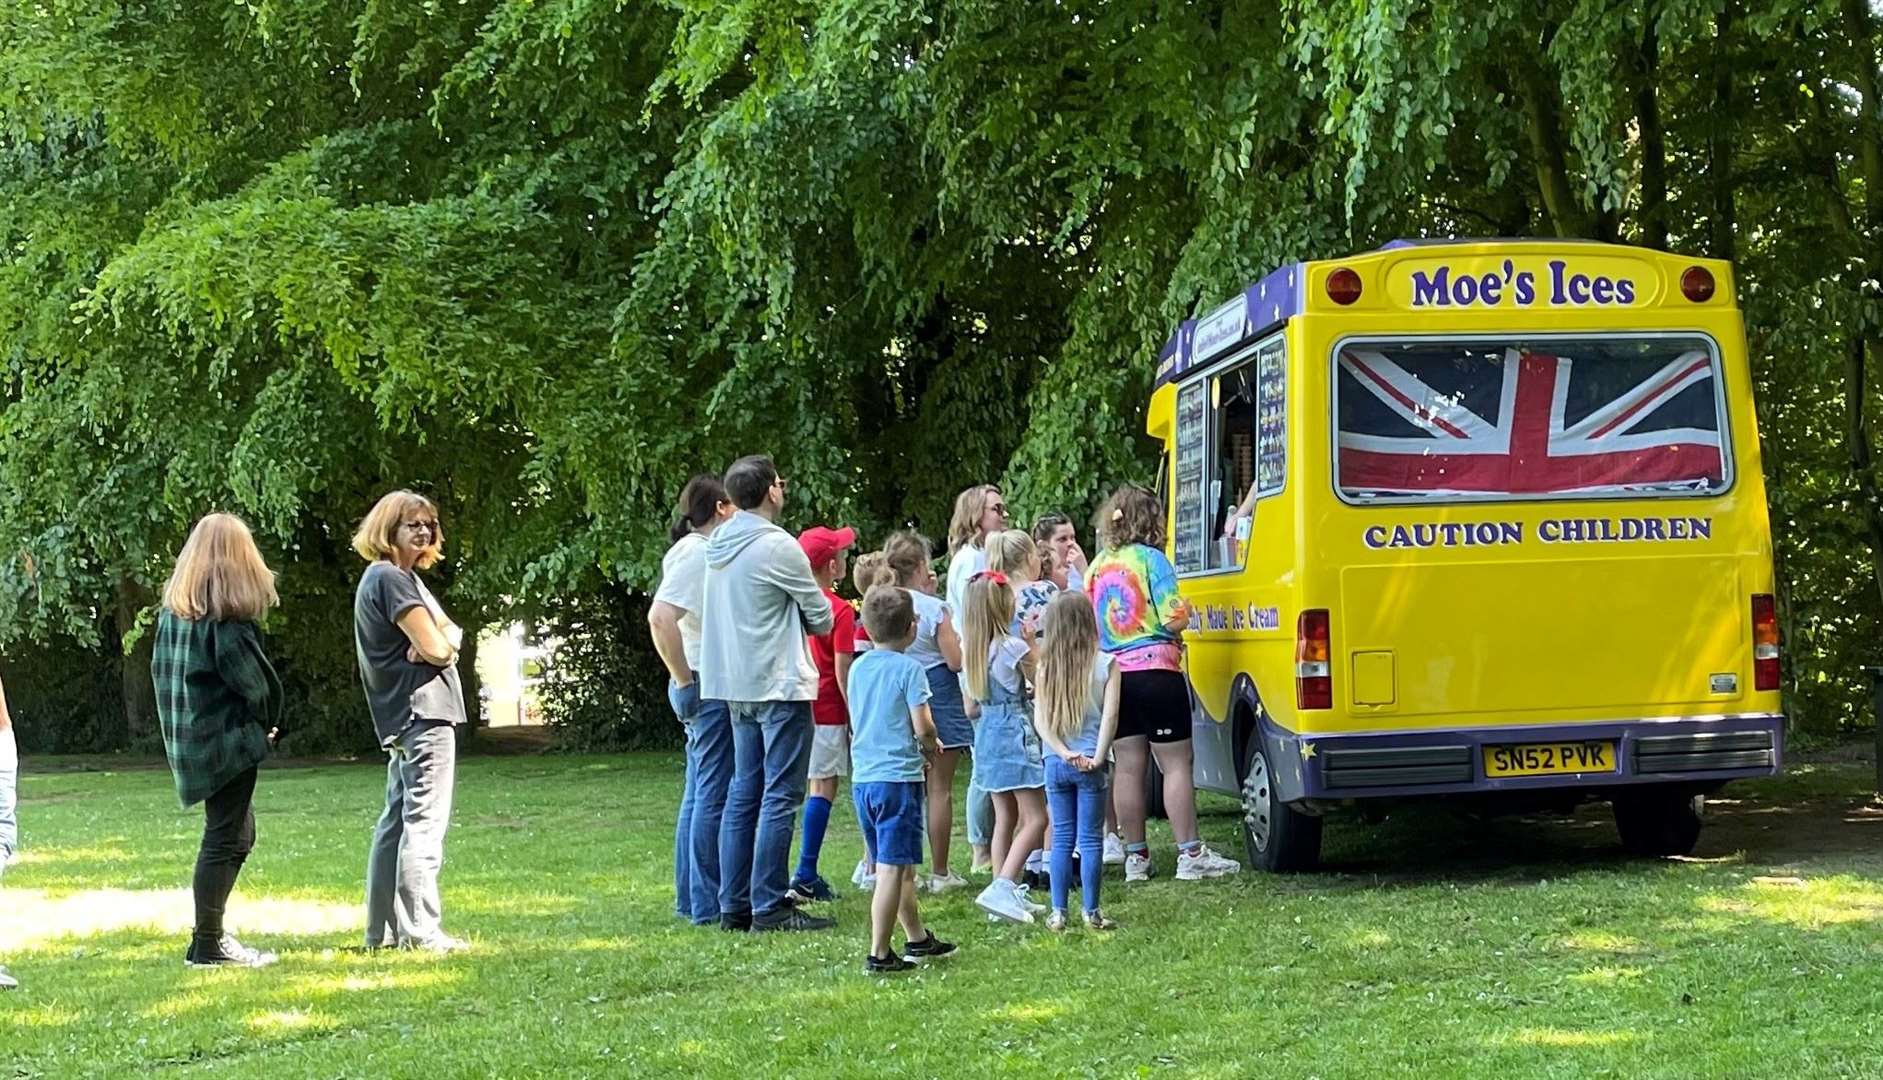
1242, 751, 1273, 853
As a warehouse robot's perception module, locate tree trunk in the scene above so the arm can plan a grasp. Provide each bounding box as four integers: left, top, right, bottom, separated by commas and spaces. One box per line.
1512, 43, 1592, 238
1844, 336, 1883, 607
1634, 16, 1668, 250
1842, 0, 1883, 231
458, 622, 484, 738
1708, 3, 1737, 261
115, 580, 157, 747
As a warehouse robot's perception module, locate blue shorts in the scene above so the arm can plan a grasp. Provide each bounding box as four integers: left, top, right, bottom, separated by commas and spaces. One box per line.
924, 665, 974, 750
853, 780, 925, 867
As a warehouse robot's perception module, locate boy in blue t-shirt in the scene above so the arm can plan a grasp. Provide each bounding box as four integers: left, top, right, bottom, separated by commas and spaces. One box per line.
848, 585, 957, 973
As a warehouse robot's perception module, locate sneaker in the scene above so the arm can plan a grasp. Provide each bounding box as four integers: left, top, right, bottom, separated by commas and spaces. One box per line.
1046, 910, 1068, 932
0, 965, 16, 990
186, 935, 278, 968
403, 934, 471, 955
789, 876, 835, 903
1103, 832, 1127, 865
850, 860, 875, 892
974, 879, 1034, 925
900, 932, 957, 962
1124, 853, 1153, 882
865, 953, 916, 974
720, 912, 753, 932
1083, 908, 1119, 931
1175, 844, 1242, 881
926, 871, 969, 894
1012, 883, 1047, 916
751, 907, 837, 933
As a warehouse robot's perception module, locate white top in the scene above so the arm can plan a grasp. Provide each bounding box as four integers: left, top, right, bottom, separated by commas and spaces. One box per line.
903, 588, 951, 670
945, 543, 986, 623
653, 532, 708, 671
988, 636, 1030, 697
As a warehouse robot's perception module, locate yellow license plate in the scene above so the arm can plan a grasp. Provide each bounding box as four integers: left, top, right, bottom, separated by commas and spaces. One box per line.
1483, 741, 1617, 778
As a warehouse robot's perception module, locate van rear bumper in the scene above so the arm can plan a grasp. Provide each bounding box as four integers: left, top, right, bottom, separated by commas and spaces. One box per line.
1265, 714, 1783, 802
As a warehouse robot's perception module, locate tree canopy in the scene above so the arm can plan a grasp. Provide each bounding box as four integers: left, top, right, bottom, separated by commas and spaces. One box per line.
4, 0, 1882, 748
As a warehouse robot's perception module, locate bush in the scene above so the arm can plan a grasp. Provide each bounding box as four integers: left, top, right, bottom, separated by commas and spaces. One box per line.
536, 582, 678, 751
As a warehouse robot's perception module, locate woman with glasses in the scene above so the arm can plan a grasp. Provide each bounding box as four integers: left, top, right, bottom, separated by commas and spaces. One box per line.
352, 489, 470, 953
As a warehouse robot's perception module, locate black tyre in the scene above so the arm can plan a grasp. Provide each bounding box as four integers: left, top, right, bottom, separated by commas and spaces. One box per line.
1612, 786, 1704, 857
1240, 736, 1322, 872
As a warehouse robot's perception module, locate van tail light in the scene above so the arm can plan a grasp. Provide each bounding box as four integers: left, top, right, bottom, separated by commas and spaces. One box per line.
1296, 609, 1332, 710
1751, 594, 1780, 691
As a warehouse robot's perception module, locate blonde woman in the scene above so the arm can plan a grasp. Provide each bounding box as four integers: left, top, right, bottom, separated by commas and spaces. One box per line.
152, 513, 283, 968
352, 490, 468, 953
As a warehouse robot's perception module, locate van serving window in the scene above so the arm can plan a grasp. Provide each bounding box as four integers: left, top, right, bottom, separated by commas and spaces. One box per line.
1334, 334, 1729, 502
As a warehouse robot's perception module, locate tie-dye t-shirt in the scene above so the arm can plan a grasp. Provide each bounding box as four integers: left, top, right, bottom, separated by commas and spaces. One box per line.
1087, 543, 1186, 672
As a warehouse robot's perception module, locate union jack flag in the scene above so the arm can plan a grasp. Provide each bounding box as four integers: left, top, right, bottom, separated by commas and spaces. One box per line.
1336, 342, 1725, 496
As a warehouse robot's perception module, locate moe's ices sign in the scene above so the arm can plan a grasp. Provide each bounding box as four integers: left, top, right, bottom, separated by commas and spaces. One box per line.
1390, 255, 1653, 310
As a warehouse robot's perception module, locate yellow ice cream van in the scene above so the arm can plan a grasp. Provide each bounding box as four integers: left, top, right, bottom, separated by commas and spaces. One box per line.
1147, 239, 1783, 871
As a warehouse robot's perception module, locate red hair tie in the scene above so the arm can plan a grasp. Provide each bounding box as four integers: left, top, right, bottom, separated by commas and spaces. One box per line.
974, 570, 1009, 586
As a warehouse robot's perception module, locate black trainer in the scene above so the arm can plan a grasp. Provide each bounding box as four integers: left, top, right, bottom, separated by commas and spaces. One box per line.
865, 953, 916, 974
720, 912, 753, 933
788, 876, 836, 903
900, 932, 957, 962
185, 934, 277, 968
751, 907, 836, 933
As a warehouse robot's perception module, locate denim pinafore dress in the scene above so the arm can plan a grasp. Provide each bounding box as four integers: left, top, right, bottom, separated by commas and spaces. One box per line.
971, 641, 1045, 793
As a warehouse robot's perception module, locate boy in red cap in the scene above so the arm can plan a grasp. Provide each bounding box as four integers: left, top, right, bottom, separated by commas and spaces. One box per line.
790, 525, 857, 903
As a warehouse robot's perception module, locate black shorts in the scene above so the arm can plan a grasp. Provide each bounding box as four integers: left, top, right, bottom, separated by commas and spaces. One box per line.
1116, 669, 1193, 743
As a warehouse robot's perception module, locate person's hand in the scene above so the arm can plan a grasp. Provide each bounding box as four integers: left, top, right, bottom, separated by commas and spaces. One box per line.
406, 644, 421, 664
918, 730, 940, 759
1067, 541, 1087, 574
1222, 512, 1247, 539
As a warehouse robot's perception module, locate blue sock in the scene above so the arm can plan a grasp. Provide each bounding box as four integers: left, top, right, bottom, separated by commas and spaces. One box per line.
795, 796, 832, 884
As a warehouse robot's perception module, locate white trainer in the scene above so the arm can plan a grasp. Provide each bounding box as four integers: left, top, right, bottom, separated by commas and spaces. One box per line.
1102, 832, 1127, 866
1124, 852, 1153, 882
974, 879, 1035, 924
1012, 883, 1047, 915
926, 871, 969, 894
1175, 844, 1243, 880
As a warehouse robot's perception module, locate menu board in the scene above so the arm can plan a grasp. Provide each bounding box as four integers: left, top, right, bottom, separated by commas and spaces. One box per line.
1173, 380, 1207, 573
1255, 339, 1286, 497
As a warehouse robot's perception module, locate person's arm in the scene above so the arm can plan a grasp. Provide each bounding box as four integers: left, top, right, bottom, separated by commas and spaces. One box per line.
1223, 482, 1259, 537
1149, 549, 1192, 634
911, 702, 938, 758
832, 602, 856, 709
1014, 638, 1037, 693
215, 622, 284, 735
647, 601, 692, 686
834, 651, 854, 709
1090, 661, 1122, 767
397, 606, 458, 667
936, 611, 963, 671
772, 539, 835, 635
1036, 712, 1077, 764
0, 672, 11, 731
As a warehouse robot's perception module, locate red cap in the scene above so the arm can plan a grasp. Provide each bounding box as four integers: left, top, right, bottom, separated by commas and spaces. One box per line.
798, 525, 857, 568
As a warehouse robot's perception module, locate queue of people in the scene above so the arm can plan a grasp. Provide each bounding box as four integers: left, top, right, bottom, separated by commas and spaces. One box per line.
656, 466, 1243, 971
0, 461, 1240, 979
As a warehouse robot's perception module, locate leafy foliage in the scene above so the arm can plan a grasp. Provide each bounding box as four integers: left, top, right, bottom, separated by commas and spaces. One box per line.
5, 0, 1883, 743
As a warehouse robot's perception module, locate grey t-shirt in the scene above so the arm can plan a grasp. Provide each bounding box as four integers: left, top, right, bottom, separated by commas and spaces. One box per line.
354, 561, 467, 746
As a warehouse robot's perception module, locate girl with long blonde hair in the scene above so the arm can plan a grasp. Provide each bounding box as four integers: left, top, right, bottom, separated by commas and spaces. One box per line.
152, 513, 283, 967
1033, 592, 1121, 930
961, 571, 1047, 924
882, 531, 973, 891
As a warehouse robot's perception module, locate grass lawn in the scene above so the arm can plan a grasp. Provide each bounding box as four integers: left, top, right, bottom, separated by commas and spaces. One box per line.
3, 746, 1882, 1078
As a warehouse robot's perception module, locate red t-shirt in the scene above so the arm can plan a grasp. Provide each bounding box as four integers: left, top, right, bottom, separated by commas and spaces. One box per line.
809, 589, 857, 726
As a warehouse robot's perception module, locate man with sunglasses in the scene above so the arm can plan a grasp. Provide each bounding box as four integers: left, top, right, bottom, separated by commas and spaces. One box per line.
700, 455, 837, 933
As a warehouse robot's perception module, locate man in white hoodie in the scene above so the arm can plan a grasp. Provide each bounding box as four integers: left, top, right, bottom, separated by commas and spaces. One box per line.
702, 456, 837, 932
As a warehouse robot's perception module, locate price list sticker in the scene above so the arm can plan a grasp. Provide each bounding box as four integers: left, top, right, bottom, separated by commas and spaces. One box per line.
1256, 339, 1286, 497
1174, 380, 1208, 572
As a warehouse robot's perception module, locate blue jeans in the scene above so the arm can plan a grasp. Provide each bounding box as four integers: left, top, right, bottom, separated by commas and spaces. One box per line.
966, 775, 993, 850
670, 682, 734, 924
1045, 756, 1107, 914
718, 700, 814, 918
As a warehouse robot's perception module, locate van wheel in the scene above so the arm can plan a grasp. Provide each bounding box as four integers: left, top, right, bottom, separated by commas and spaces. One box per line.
1240, 739, 1321, 872
1612, 787, 1704, 857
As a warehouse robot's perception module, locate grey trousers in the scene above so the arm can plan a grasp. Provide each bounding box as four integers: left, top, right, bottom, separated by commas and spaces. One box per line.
0, 725, 17, 866
364, 719, 458, 947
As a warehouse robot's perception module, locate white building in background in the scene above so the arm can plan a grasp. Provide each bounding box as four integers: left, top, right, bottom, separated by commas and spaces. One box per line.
475, 623, 550, 727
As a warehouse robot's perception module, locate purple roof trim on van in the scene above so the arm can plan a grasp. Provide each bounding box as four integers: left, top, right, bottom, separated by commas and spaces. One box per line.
1155, 262, 1304, 387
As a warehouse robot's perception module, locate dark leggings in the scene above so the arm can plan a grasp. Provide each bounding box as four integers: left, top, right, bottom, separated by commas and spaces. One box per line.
194, 766, 258, 942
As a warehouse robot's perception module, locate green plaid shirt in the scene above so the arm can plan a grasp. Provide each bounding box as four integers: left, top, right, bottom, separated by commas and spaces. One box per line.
152, 611, 281, 807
